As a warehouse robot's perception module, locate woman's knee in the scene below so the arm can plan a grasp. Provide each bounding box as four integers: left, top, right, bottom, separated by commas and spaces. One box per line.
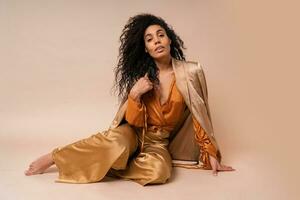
105, 123, 138, 153
147, 157, 172, 184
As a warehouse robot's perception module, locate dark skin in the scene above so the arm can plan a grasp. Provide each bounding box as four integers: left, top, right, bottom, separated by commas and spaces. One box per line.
24, 24, 235, 176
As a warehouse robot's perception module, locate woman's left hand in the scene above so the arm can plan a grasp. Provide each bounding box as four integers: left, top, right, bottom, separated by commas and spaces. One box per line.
209, 155, 235, 176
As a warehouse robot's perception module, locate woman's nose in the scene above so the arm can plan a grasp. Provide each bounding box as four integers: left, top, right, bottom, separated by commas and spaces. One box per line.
154, 37, 161, 44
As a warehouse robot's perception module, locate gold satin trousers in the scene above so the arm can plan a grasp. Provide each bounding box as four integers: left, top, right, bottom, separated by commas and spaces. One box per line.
52, 123, 172, 186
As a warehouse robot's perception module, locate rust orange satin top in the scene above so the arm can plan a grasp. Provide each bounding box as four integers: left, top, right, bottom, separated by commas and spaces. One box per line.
125, 74, 218, 169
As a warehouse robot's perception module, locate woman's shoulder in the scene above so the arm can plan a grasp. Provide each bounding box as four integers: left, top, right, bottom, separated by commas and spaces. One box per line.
174, 58, 203, 68
176, 59, 204, 74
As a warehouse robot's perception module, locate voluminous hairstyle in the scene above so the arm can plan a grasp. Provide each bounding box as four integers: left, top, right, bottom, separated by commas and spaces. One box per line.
112, 13, 186, 103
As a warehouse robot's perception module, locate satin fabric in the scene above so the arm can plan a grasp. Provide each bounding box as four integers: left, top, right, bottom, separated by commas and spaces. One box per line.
52, 123, 172, 185
125, 73, 184, 133
51, 71, 218, 185
125, 73, 218, 168
110, 58, 222, 164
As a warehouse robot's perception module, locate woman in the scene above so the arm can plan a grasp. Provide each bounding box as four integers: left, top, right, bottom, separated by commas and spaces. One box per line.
25, 13, 234, 186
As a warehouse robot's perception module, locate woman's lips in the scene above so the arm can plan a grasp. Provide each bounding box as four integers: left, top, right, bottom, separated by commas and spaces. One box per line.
155, 46, 164, 52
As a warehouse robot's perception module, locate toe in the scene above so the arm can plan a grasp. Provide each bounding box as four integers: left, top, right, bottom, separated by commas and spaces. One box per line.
25, 170, 31, 176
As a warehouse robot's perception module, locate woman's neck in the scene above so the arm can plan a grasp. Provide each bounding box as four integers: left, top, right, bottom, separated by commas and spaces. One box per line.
154, 55, 172, 72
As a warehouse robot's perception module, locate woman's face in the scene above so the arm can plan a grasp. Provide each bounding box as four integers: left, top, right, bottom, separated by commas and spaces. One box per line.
144, 24, 171, 60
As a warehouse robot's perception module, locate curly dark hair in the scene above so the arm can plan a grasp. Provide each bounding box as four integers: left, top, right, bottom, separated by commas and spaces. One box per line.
112, 13, 186, 103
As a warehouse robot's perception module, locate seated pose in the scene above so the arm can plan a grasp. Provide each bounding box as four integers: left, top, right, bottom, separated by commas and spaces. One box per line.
25, 13, 234, 186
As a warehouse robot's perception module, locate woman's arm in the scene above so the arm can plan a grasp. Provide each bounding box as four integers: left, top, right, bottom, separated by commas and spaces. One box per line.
192, 116, 219, 170
195, 63, 235, 175
192, 116, 234, 175
125, 72, 153, 127
125, 94, 145, 127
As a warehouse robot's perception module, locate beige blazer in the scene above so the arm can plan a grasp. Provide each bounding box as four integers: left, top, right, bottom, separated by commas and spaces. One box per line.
109, 57, 222, 164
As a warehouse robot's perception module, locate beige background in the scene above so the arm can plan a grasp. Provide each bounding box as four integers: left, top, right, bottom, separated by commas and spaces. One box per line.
0, 0, 299, 199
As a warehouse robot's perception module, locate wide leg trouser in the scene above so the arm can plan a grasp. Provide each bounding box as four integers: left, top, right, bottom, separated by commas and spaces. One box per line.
52, 123, 172, 186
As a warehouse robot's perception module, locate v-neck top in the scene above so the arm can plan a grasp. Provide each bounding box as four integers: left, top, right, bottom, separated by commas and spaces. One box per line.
127, 74, 185, 132
125, 77, 219, 169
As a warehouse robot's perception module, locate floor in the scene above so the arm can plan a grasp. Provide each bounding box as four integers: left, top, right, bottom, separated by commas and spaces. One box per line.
0, 133, 298, 200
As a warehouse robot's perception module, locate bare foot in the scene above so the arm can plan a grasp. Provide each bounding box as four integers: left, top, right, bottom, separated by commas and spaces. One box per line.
24, 153, 55, 176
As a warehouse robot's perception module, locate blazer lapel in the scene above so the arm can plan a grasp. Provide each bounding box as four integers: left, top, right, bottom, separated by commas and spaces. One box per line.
110, 58, 212, 135
110, 58, 191, 130
171, 58, 191, 109
108, 58, 221, 162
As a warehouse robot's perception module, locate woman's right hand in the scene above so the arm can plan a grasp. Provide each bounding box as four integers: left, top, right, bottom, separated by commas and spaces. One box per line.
129, 73, 153, 101
209, 154, 235, 176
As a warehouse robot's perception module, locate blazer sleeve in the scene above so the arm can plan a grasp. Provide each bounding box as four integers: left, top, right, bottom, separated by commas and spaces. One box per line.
196, 62, 214, 125
192, 115, 218, 169
125, 95, 145, 127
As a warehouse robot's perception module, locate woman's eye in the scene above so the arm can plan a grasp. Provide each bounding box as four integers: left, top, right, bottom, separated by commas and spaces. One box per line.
147, 38, 152, 42
159, 34, 164, 37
